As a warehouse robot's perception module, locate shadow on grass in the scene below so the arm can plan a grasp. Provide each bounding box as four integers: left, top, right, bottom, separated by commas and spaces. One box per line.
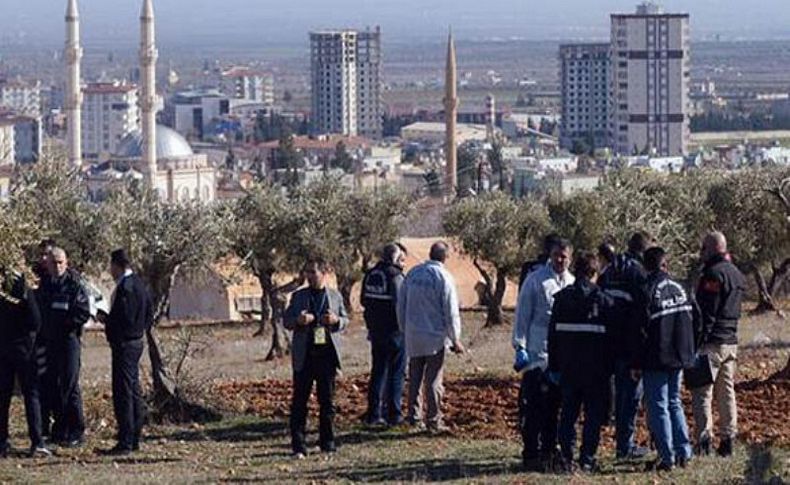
156, 420, 289, 443
295, 457, 523, 482
746, 444, 784, 484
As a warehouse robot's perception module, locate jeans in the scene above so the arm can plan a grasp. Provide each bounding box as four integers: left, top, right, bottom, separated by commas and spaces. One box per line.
614, 359, 643, 456
643, 369, 692, 466
111, 339, 146, 449
407, 350, 445, 426
518, 368, 562, 460
290, 354, 337, 453
367, 333, 406, 424
0, 342, 43, 448
558, 377, 609, 466
691, 344, 738, 442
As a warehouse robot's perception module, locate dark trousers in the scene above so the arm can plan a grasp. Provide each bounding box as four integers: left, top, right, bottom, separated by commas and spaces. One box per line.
614, 359, 643, 456
111, 339, 145, 449
367, 333, 406, 424
47, 335, 85, 442
518, 368, 561, 460
0, 342, 43, 448
35, 341, 56, 438
290, 355, 337, 454
558, 377, 610, 466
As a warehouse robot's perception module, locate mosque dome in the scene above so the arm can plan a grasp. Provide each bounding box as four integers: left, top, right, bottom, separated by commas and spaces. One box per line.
116, 124, 194, 159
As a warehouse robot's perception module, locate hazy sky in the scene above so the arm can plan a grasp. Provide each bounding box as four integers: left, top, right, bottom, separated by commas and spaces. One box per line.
2, 0, 789, 47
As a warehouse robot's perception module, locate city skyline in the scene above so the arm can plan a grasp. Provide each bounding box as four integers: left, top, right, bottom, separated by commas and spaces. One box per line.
1, 0, 790, 48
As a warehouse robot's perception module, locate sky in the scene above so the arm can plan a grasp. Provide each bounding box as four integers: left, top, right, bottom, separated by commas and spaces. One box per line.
1, 0, 790, 47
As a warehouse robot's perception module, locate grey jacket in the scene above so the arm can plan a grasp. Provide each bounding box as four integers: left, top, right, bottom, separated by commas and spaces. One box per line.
284, 286, 349, 373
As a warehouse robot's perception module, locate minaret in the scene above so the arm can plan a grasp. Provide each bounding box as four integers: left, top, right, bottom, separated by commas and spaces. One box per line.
140, 0, 158, 184
443, 29, 458, 198
485, 94, 496, 142
65, 0, 82, 168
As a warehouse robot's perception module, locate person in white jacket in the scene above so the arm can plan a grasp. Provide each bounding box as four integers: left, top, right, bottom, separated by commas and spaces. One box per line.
513, 238, 574, 471
398, 241, 464, 432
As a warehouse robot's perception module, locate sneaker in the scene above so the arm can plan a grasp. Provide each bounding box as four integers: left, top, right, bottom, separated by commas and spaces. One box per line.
717, 438, 733, 457
61, 438, 85, 449
28, 445, 53, 458
695, 437, 711, 457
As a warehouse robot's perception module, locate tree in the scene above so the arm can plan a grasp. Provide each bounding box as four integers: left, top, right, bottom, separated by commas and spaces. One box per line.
456, 142, 478, 196
765, 176, 790, 378
487, 139, 507, 192
101, 183, 231, 419
444, 192, 550, 326
273, 131, 302, 187
330, 141, 354, 173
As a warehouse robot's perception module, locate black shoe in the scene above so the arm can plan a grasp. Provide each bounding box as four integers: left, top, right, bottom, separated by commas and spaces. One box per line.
717, 438, 733, 457
28, 445, 53, 458
522, 456, 543, 473
580, 459, 600, 473
645, 459, 673, 472
320, 441, 337, 453
0, 443, 9, 458
676, 456, 691, 468
695, 437, 711, 456
132, 442, 140, 452
101, 445, 133, 456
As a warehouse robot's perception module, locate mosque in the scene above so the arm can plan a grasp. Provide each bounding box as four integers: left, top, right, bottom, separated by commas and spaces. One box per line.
64, 0, 216, 202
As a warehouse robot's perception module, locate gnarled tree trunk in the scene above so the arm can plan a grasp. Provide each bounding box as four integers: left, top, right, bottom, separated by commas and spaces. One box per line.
258, 272, 303, 361
748, 264, 782, 314
473, 259, 507, 327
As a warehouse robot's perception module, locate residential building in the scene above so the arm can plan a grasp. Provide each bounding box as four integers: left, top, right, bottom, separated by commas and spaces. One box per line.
310, 27, 382, 138
82, 81, 139, 159
220, 67, 274, 105
166, 89, 230, 141
0, 79, 42, 117
0, 112, 42, 163
610, 1, 690, 156
0, 119, 14, 165
559, 43, 611, 151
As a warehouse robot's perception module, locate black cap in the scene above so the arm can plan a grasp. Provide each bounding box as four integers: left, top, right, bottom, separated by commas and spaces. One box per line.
111, 249, 130, 268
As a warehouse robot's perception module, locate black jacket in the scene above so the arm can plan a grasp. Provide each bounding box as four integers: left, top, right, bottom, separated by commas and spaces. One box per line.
695, 255, 746, 346
38, 268, 91, 340
360, 261, 404, 341
105, 273, 153, 344
548, 278, 616, 385
518, 254, 548, 289
0, 271, 41, 346
635, 271, 696, 371
598, 252, 647, 362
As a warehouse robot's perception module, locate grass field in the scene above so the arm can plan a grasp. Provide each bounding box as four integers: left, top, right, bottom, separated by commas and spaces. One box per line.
0, 310, 788, 484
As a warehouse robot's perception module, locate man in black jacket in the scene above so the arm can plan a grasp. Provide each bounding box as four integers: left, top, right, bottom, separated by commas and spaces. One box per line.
103, 249, 153, 455
518, 233, 561, 289
548, 252, 616, 473
691, 232, 746, 458
37, 247, 91, 447
361, 243, 406, 427
635, 247, 695, 471
598, 232, 651, 460
0, 268, 51, 458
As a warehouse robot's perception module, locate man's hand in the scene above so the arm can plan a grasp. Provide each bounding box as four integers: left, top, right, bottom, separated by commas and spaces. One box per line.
321, 312, 339, 326
630, 369, 642, 381
451, 341, 465, 354
513, 348, 530, 372
297, 311, 315, 326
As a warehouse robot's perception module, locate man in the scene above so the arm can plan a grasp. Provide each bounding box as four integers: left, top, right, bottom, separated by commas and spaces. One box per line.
103, 249, 152, 455
518, 233, 562, 289
692, 232, 746, 458
635, 247, 695, 471
32, 239, 56, 281
284, 258, 348, 458
0, 266, 50, 458
361, 243, 406, 427
513, 238, 574, 471
37, 247, 90, 447
398, 241, 464, 433
549, 252, 614, 473
598, 232, 651, 460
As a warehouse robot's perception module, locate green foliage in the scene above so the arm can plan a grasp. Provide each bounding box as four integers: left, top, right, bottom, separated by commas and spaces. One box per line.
330, 141, 355, 173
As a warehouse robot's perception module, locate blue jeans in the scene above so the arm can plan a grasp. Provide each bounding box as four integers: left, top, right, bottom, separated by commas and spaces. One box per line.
614, 359, 643, 456
366, 333, 406, 424
643, 370, 692, 466
558, 378, 609, 466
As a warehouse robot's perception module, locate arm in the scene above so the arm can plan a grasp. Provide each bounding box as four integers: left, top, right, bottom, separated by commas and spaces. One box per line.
512, 277, 536, 349
333, 293, 349, 332
25, 284, 42, 335
283, 291, 301, 331
444, 275, 461, 345
696, 272, 723, 343
70, 282, 92, 331
396, 275, 408, 332
547, 306, 559, 372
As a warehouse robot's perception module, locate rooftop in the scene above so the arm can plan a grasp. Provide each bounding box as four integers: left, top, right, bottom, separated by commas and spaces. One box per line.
83, 83, 137, 94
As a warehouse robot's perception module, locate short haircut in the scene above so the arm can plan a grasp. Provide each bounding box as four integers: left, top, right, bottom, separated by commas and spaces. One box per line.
628, 232, 651, 254
50, 247, 67, 260
550, 238, 573, 254
542, 233, 562, 254
396, 242, 408, 256
38, 239, 56, 250
644, 247, 667, 273
429, 241, 449, 263
572, 251, 599, 279
381, 243, 402, 264
597, 242, 616, 264
111, 249, 131, 268
304, 257, 331, 274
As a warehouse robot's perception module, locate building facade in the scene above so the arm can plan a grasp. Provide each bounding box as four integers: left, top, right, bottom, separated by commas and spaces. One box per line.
610, 2, 690, 156
166, 89, 230, 141
0, 79, 42, 118
0, 120, 14, 165
82, 82, 140, 159
559, 43, 611, 151
220, 67, 275, 105
0, 113, 42, 163
310, 27, 382, 138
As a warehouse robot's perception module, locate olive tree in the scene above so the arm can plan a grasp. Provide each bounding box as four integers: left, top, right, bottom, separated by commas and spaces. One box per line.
443, 192, 550, 326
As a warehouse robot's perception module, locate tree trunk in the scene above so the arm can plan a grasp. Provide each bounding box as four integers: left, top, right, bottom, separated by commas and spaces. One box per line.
259, 273, 303, 361
749, 264, 780, 314
336, 272, 357, 312
768, 258, 790, 300
779, 356, 790, 379
472, 259, 505, 327
148, 267, 180, 407
252, 286, 272, 337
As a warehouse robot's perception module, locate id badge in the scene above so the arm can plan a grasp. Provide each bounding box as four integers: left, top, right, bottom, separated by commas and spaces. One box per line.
313, 326, 327, 346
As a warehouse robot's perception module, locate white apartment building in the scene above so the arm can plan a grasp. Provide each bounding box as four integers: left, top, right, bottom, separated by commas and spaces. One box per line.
0, 119, 14, 165
82, 82, 139, 159
559, 43, 611, 151
0, 79, 42, 117
0, 113, 42, 164
220, 67, 274, 105
310, 27, 382, 138
611, 2, 690, 156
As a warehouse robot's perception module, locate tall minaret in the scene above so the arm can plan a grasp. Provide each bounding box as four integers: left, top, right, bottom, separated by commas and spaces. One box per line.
139, 0, 158, 184
443, 29, 458, 198
485, 94, 496, 142
65, 0, 82, 168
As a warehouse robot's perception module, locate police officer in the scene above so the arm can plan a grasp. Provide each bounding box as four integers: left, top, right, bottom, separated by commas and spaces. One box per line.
38, 247, 90, 447
691, 232, 746, 458
103, 249, 153, 455
0, 267, 51, 458
548, 252, 617, 473
598, 232, 651, 460
361, 243, 406, 427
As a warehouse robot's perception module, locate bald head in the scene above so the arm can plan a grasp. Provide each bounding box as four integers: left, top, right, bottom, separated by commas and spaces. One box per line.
701, 231, 727, 262
50, 247, 68, 277
430, 241, 450, 263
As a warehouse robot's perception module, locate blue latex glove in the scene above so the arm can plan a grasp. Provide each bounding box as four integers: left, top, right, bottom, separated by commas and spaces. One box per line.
547, 371, 561, 386
513, 349, 531, 372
